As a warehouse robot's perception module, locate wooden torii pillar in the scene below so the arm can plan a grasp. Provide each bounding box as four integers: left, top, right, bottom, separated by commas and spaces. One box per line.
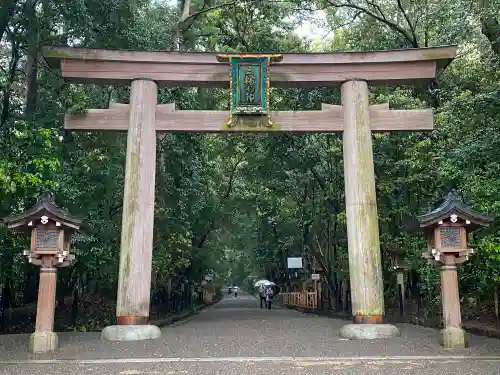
43, 46, 457, 341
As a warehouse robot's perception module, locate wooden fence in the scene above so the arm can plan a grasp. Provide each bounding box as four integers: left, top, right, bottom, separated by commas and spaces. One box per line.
279, 292, 318, 309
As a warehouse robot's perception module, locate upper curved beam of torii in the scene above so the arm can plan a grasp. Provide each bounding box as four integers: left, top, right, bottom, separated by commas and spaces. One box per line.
43, 45, 457, 88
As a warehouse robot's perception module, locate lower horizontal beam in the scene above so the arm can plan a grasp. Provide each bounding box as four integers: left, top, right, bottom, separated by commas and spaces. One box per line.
64, 103, 433, 133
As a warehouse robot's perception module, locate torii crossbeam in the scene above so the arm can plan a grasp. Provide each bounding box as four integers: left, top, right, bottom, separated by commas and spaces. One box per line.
43, 45, 457, 342
64, 102, 434, 133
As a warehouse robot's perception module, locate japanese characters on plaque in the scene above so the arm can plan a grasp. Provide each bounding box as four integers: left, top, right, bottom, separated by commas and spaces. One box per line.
439, 227, 462, 249
35, 228, 59, 250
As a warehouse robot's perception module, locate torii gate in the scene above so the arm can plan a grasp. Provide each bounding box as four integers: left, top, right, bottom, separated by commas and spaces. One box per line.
43, 45, 456, 341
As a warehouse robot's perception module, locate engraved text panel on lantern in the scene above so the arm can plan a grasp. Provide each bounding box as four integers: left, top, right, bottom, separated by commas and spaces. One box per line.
439, 227, 461, 248
35, 228, 59, 250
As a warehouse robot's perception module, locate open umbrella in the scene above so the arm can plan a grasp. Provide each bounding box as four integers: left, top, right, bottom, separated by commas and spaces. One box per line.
254, 280, 276, 287
254, 279, 269, 287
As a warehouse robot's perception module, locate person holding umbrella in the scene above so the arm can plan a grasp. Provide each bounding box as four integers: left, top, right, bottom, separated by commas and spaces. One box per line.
254, 280, 276, 308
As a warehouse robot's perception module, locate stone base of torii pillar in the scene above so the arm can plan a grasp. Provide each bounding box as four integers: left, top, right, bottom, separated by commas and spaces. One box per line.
339, 324, 400, 340
30, 331, 59, 353
101, 325, 161, 342
440, 327, 467, 349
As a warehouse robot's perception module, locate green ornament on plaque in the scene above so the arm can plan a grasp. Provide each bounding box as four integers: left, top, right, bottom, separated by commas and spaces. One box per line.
216, 53, 282, 129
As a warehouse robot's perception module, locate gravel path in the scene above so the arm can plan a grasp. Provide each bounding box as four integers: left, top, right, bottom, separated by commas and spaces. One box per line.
2, 358, 500, 375
0, 292, 499, 374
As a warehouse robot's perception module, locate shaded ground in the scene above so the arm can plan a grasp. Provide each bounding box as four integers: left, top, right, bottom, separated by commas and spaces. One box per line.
3, 358, 500, 375
0, 292, 499, 374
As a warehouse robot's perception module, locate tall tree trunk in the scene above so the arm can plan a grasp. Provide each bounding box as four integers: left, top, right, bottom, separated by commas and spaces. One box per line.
175, 0, 191, 50
24, 0, 38, 117
479, 0, 500, 56
0, 40, 20, 134
0, 0, 16, 42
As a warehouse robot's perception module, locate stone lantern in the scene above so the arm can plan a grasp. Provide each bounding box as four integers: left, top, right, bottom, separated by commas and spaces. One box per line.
416, 190, 493, 349
2, 194, 85, 354
387, 248, 409, 319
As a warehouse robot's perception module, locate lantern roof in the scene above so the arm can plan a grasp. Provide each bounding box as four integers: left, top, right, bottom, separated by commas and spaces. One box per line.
2, 194, 85, 232
416, 189, 493, 229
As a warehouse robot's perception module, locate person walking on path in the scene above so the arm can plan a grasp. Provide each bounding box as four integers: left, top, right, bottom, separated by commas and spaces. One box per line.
264, 286, 274, 309
258, 285, 266, 308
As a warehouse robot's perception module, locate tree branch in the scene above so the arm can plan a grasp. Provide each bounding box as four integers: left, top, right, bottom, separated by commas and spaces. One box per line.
194, 223, 215, 248
177, 0, 239, 36
186, 1, 238, 24
396, 0, 419, 47
281, 135, 341, 213
365, 0, 388, 19
325, 0, 418, 47
192, 145, 248, 249
233, 3, 249, 50
222, 146, 249, 199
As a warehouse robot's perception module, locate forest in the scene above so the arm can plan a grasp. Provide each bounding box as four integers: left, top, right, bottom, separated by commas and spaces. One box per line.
0, 0, 499, 333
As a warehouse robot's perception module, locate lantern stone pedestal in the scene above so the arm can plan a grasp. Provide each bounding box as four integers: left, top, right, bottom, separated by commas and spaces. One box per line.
3, 194, 85, 354
29, 262, 59, 353
432, 253, 471, 349
416, 190, 493, 349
